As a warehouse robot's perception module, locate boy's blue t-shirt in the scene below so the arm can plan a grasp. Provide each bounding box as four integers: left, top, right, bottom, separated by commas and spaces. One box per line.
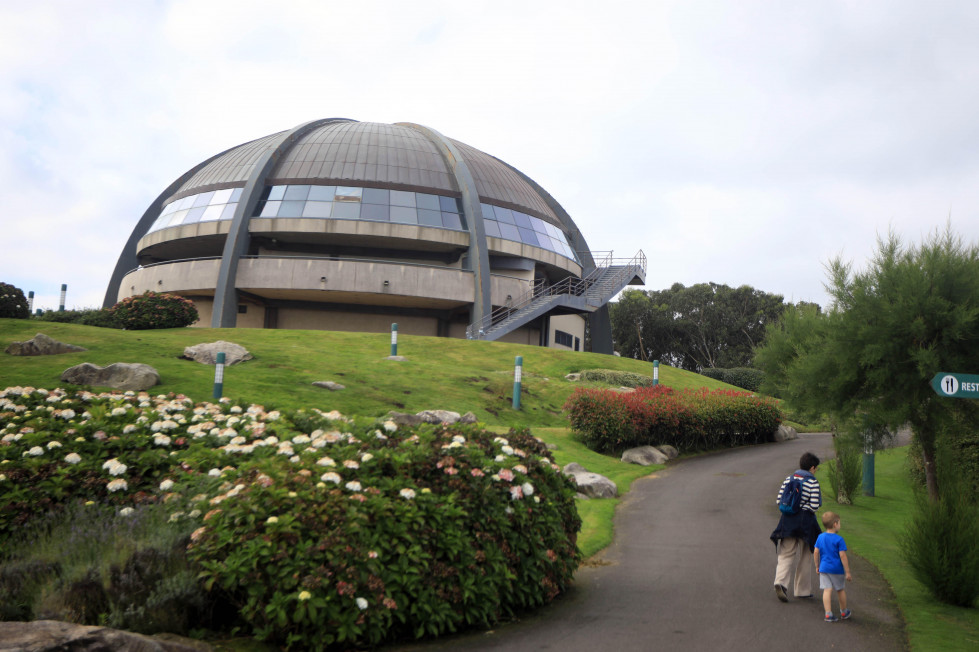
815, 532, 847, 574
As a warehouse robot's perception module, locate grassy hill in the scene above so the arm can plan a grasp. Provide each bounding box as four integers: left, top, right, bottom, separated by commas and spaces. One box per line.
0, 319, 730, 428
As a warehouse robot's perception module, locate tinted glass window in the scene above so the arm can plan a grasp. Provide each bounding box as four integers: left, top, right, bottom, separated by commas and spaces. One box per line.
416, 193, 440, 211
417, 208, 442, 227
211, 188, 234, 204
260, 201, 281, 217
512, 211, 532, 229
494, 207, 515, 224
390, 205, 418, 223
498, 223, 520, 240
390, 190, 416, 207
332, 202, 361, 219
518, 227, 539, 247
479, 203, 496, 219
362, 188, 389, 205
200, 205, 225, 222
361, 203, 390, 221
335, 187, 362, 201
268, 186, 286, 201
307, 185, 336, 201
277, 200, 305, 218
230, 187, 244, 202
219, 203, 238, 220
483, 219, 501, 238
284, 185, 310, 201
442, 212, 463, 230
440, 196, 460, 212
302, 201, 332, 218
192, 191, 215, 208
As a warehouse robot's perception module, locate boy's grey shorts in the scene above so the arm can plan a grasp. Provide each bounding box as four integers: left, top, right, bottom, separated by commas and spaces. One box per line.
819, 573, 846, 591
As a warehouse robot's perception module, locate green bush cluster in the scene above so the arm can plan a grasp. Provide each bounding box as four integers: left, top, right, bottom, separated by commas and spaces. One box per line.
578, 368, 654, 388
105, 291, 199, 330
0, 283, 30, 319
563, 385, 781, 454
34, 308, 119, 328
0, 387, 580, 648
827, 432, 863, 505
698, 367, 765, 392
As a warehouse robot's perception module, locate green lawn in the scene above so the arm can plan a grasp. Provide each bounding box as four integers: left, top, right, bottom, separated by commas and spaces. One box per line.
817, 448, 979, 651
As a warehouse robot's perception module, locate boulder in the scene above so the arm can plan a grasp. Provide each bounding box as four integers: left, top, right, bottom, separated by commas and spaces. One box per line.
774, 425, 799, 442
5, 333, 86, 356
562, 462, 587, 474
621, 445, 669, 466
656, 444, 679, 459
459, 411, 478, 424
565, 470, 618, 499
0, 620, 209, 651
416, 410, 461, 424
182, 341, 251, 365
312, 381, 346, 391
564, 373, 581, 381
384, 411, 426, 426
61, 363, 160, 391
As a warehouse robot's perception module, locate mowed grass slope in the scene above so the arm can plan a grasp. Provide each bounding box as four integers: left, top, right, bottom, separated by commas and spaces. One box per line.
0, 319, 728, 427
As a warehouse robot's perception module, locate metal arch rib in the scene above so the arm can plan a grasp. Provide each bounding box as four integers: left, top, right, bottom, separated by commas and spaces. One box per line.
102, 147, 238, 309
211, 118, 356, 327
396, 122, 492, 329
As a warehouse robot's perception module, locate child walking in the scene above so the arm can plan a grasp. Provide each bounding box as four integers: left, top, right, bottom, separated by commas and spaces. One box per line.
813, 511, 852, 622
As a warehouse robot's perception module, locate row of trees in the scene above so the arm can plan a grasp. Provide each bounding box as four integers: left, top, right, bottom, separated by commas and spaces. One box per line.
609, 282, 796, 371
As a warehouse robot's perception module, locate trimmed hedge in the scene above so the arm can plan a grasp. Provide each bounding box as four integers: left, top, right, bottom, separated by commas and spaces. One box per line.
564, 385, 781, 454
699, 367, 765, 392
578, 369, 654, 388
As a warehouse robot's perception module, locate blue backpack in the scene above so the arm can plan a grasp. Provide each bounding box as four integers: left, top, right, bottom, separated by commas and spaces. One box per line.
778, 473, 805, 514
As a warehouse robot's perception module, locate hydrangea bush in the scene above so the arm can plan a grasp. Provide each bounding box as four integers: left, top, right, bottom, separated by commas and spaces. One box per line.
0, 283, 30, 319
0, 387, 581, 648
105, 291, 198, 329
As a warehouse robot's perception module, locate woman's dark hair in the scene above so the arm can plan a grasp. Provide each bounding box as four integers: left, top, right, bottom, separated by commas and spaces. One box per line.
800, 451, 820, 471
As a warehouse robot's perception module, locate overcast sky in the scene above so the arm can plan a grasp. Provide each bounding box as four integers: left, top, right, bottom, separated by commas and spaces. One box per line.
4, 0, 979, 313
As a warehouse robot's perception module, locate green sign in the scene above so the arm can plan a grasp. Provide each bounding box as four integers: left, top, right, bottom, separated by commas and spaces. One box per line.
931, 373, 979, 398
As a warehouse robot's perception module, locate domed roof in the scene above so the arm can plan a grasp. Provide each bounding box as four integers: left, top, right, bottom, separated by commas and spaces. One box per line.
171, 120, 561, 225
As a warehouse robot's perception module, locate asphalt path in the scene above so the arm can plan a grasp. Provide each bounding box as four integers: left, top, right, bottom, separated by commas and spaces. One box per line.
389, 433, 908, 652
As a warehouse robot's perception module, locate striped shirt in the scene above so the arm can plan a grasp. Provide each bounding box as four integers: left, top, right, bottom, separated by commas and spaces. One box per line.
775, 471, 821, 512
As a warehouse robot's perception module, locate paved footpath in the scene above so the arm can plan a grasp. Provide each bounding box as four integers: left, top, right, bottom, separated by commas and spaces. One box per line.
390, 433, 907, 652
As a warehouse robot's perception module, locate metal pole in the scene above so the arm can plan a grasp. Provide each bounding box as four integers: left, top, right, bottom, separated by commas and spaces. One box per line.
27, 291, 34, 313
213, 352, 226, 399
59, 284, 67, 311
862, 434, 875, 496
513, 356, 523, 410
391, 323, 398, 357
653, 360, 660, 386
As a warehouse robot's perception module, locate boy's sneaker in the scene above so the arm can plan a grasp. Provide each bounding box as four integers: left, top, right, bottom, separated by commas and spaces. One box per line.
775, 585, 788, 602
840, 609, 852, 620
825, 612, 839, 622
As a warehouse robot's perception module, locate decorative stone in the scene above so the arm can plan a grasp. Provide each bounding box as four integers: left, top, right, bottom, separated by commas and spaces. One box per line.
656, 444, 679, 459
384, 411, 425, 426
565, 470, 618, 499
621, 445, 669, 466
565, 373, 581, 381
312, 381, 346, 391
182, 341, 252, 365
5, 333, 86, 356
416, 410, 462, 424
774, 425, 799, 442
562, 462, 587, 474
459, 411, 478, 424
0, 620, 208, 651
61, 363, 160, 391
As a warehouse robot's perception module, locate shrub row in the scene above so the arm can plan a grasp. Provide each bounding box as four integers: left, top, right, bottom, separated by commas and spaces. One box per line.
0, 387, 580, 649
27, 290, 199, 330
578, 368, 654, 388
698, 367, 765, 392
563, 385, 781, 454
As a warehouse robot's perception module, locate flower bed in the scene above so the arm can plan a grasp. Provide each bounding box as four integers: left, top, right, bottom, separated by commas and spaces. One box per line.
0, 387, 581, 649
564, 385, 781, 453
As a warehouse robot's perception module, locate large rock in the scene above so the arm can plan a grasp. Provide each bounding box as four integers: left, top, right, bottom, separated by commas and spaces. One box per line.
384, 411, 426, 426
61, 363, 160, 391
774, 425, 799, 442
563, 464, 618, 498
416, 410, 462, 424
312, 381, 345, 391
621, 445, 669, 466
182, 341, 252, 365
656, 444, 679, 459
0, 620, 209, 651
5, 333, 86, 356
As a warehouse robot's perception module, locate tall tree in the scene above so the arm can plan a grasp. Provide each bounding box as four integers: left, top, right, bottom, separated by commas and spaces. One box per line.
610, 283, 786, 371
755, 227, 979, 500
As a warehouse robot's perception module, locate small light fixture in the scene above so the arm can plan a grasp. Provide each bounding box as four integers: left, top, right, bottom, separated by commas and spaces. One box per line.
158, 280, 163, 285
320, 276, 327, 282
383, 280, 390, 287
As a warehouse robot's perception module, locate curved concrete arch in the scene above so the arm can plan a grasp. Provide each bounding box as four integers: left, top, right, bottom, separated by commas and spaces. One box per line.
102, 148, 238, 308
396, 122, 493, 329
211, 118, 355, 327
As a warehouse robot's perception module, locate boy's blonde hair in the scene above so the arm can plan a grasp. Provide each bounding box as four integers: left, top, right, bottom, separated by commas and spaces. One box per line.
822, 511, 841, 529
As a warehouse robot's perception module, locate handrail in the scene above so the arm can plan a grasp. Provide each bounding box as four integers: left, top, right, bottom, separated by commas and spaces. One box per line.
465, 250, 646, 339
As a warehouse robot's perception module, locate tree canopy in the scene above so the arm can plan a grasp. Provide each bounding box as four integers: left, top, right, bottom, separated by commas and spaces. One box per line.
609, 282, 788, 371
754, 227, 979, 499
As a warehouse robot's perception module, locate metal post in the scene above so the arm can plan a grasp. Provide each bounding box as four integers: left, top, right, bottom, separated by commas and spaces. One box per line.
513, 356, 523, 410
213, 352, 226, 399
27, 291, 34, 313
59, 284, 67, 311
653, 360, 660, 386
862, 435, 875, 496
391, 323, 398, 357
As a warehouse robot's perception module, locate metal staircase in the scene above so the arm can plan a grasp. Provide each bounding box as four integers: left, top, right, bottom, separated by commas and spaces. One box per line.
466, 250, 646, 341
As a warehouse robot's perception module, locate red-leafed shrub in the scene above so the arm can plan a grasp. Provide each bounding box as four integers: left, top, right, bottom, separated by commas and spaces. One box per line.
564, 386, 781, 454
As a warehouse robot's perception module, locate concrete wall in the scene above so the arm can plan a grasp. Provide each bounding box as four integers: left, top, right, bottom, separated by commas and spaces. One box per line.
550, 314, 586, 350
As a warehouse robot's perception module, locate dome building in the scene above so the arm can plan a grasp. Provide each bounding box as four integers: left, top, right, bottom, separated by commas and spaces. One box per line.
104, 119, 645, 353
